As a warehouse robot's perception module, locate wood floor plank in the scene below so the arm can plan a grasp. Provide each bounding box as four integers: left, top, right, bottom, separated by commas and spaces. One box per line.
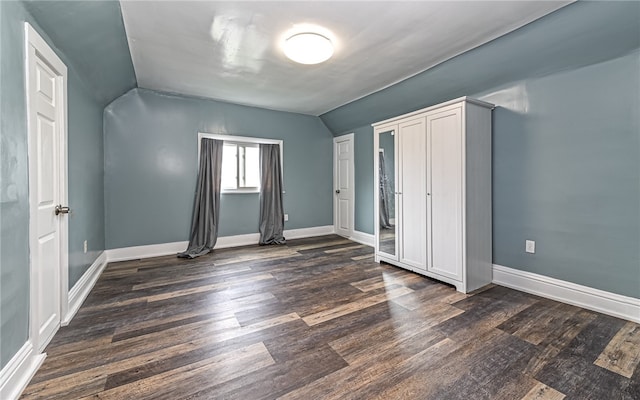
329, 301, 440, 354
328, 302, 460, 370
350, 270, 425, 293
262, 302, 398, 363
324, 244, 366, 253
557, 313, 628, 362
535, 351, 634, 400
514, 307, 578, 345
42, 335, 113, 359
331, 321, 444, 368
111, 310, 239, 342
78, 296, 147, 312
521, 381, 566, 400
371, 329, 528, 400
21, 235, 639, 400
99, 267, 139, 278
32, 313, 241, 383
351, 253, 374, 261
522, 308, 598, 376
302, 286, 413, 326
213, 247, 300, 267
145, 273, 274, 302
79, 342, 274, 400
482, 369, 541, 400
435, 288, 539, 346
131, 265, 253, 290
288, 238, 351, 251
594, 321, 640, 378
280, 338, 456, 400
31, 312, 299, 395
186, 345, 348, 400
37, 325, 116, 358
111, 292, 274, 341
20, 376, 108, 400
210, 312, 301, 343
438, 333, 538, 398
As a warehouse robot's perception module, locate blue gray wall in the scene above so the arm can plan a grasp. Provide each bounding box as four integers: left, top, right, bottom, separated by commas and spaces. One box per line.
0, 1, 105, 368
487, 53, 639, 300
322, 2, 640, 134
1, 0, 31, 370
353, 125, 374, 234
22, 0, 137, 105
103, 89, 334, 249
327, 1, 639, 298
67, 73, 106, 286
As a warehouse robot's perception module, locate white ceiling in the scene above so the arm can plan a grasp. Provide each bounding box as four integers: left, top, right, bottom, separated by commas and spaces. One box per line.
121, 1, 571, 116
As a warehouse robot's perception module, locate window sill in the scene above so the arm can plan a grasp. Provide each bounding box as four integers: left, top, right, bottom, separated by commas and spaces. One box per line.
221, 190, 260, 195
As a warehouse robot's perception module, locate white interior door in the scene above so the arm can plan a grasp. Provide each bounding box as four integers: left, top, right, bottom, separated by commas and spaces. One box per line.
26, 23, 69, 352
427, 107, 463, 281
334, 134, 354, 237
398, 118, 427, 270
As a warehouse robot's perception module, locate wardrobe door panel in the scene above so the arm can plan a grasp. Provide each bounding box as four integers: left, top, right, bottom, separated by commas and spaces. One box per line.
399, 118, 427, 270
376, 127, 398, 260
427, 108, 463, 281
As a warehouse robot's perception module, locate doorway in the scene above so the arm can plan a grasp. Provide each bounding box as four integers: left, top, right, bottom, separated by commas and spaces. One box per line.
25, 22, 69, 352
333, 133, 354, 238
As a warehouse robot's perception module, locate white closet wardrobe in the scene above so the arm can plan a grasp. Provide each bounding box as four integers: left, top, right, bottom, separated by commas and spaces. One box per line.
373, 97, 494, 293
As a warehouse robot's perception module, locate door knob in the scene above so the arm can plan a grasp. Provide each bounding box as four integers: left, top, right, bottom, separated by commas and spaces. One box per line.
335, 190, 340, 194
55, 205, 71, 215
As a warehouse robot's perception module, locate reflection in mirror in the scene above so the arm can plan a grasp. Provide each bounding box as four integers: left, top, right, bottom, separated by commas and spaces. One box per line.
378, 130, 396, 256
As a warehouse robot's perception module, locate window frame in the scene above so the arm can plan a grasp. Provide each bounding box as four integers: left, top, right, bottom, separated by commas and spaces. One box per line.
197, 132, 284, 194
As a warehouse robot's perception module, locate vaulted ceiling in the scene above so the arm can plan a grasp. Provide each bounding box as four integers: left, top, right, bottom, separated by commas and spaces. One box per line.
23, 0, 137, 105
119, 1, 571, 115
23, 1, 573, 113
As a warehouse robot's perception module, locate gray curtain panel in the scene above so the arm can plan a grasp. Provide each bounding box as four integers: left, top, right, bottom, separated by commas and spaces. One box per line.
379, 152, 392, 229
258, 143, 286, 245
178, 138, 224, 258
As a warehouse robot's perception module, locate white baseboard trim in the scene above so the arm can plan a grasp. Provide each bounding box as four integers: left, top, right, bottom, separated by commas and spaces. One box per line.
0, 341, 46, 400
106, 241, 188, 262
348, 230, 375, 247
215, 233, 260, 249
284, 225, 335, 240
63, 251, 108, 326
106, 225, 336, 263
215, 225, 335, 249
493, 264, 640, 323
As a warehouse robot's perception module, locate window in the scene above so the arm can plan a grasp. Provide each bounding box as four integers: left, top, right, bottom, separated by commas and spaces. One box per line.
221, 142, 260, 191
198, 132, 283, 194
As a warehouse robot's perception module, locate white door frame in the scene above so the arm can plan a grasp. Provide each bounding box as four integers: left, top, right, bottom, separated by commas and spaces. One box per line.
25, 22, 69, 352
333, 133, 355, 238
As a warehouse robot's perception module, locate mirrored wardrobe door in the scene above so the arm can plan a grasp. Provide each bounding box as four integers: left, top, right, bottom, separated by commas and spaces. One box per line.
377, 129, 397, 257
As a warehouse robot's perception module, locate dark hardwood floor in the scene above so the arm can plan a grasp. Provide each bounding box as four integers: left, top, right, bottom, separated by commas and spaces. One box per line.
21, 235, 640, 399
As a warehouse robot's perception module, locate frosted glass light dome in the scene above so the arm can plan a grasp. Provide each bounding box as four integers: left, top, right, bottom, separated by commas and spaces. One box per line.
284, 33, 334, 65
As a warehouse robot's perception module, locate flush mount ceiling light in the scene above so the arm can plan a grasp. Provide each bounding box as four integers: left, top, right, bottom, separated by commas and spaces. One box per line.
283, 32, 334, 65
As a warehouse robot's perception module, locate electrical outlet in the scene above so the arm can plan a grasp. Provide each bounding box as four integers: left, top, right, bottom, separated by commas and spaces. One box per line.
83, 240, 88, 254
284, 214, 289, 222
525, 240, 535, 254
